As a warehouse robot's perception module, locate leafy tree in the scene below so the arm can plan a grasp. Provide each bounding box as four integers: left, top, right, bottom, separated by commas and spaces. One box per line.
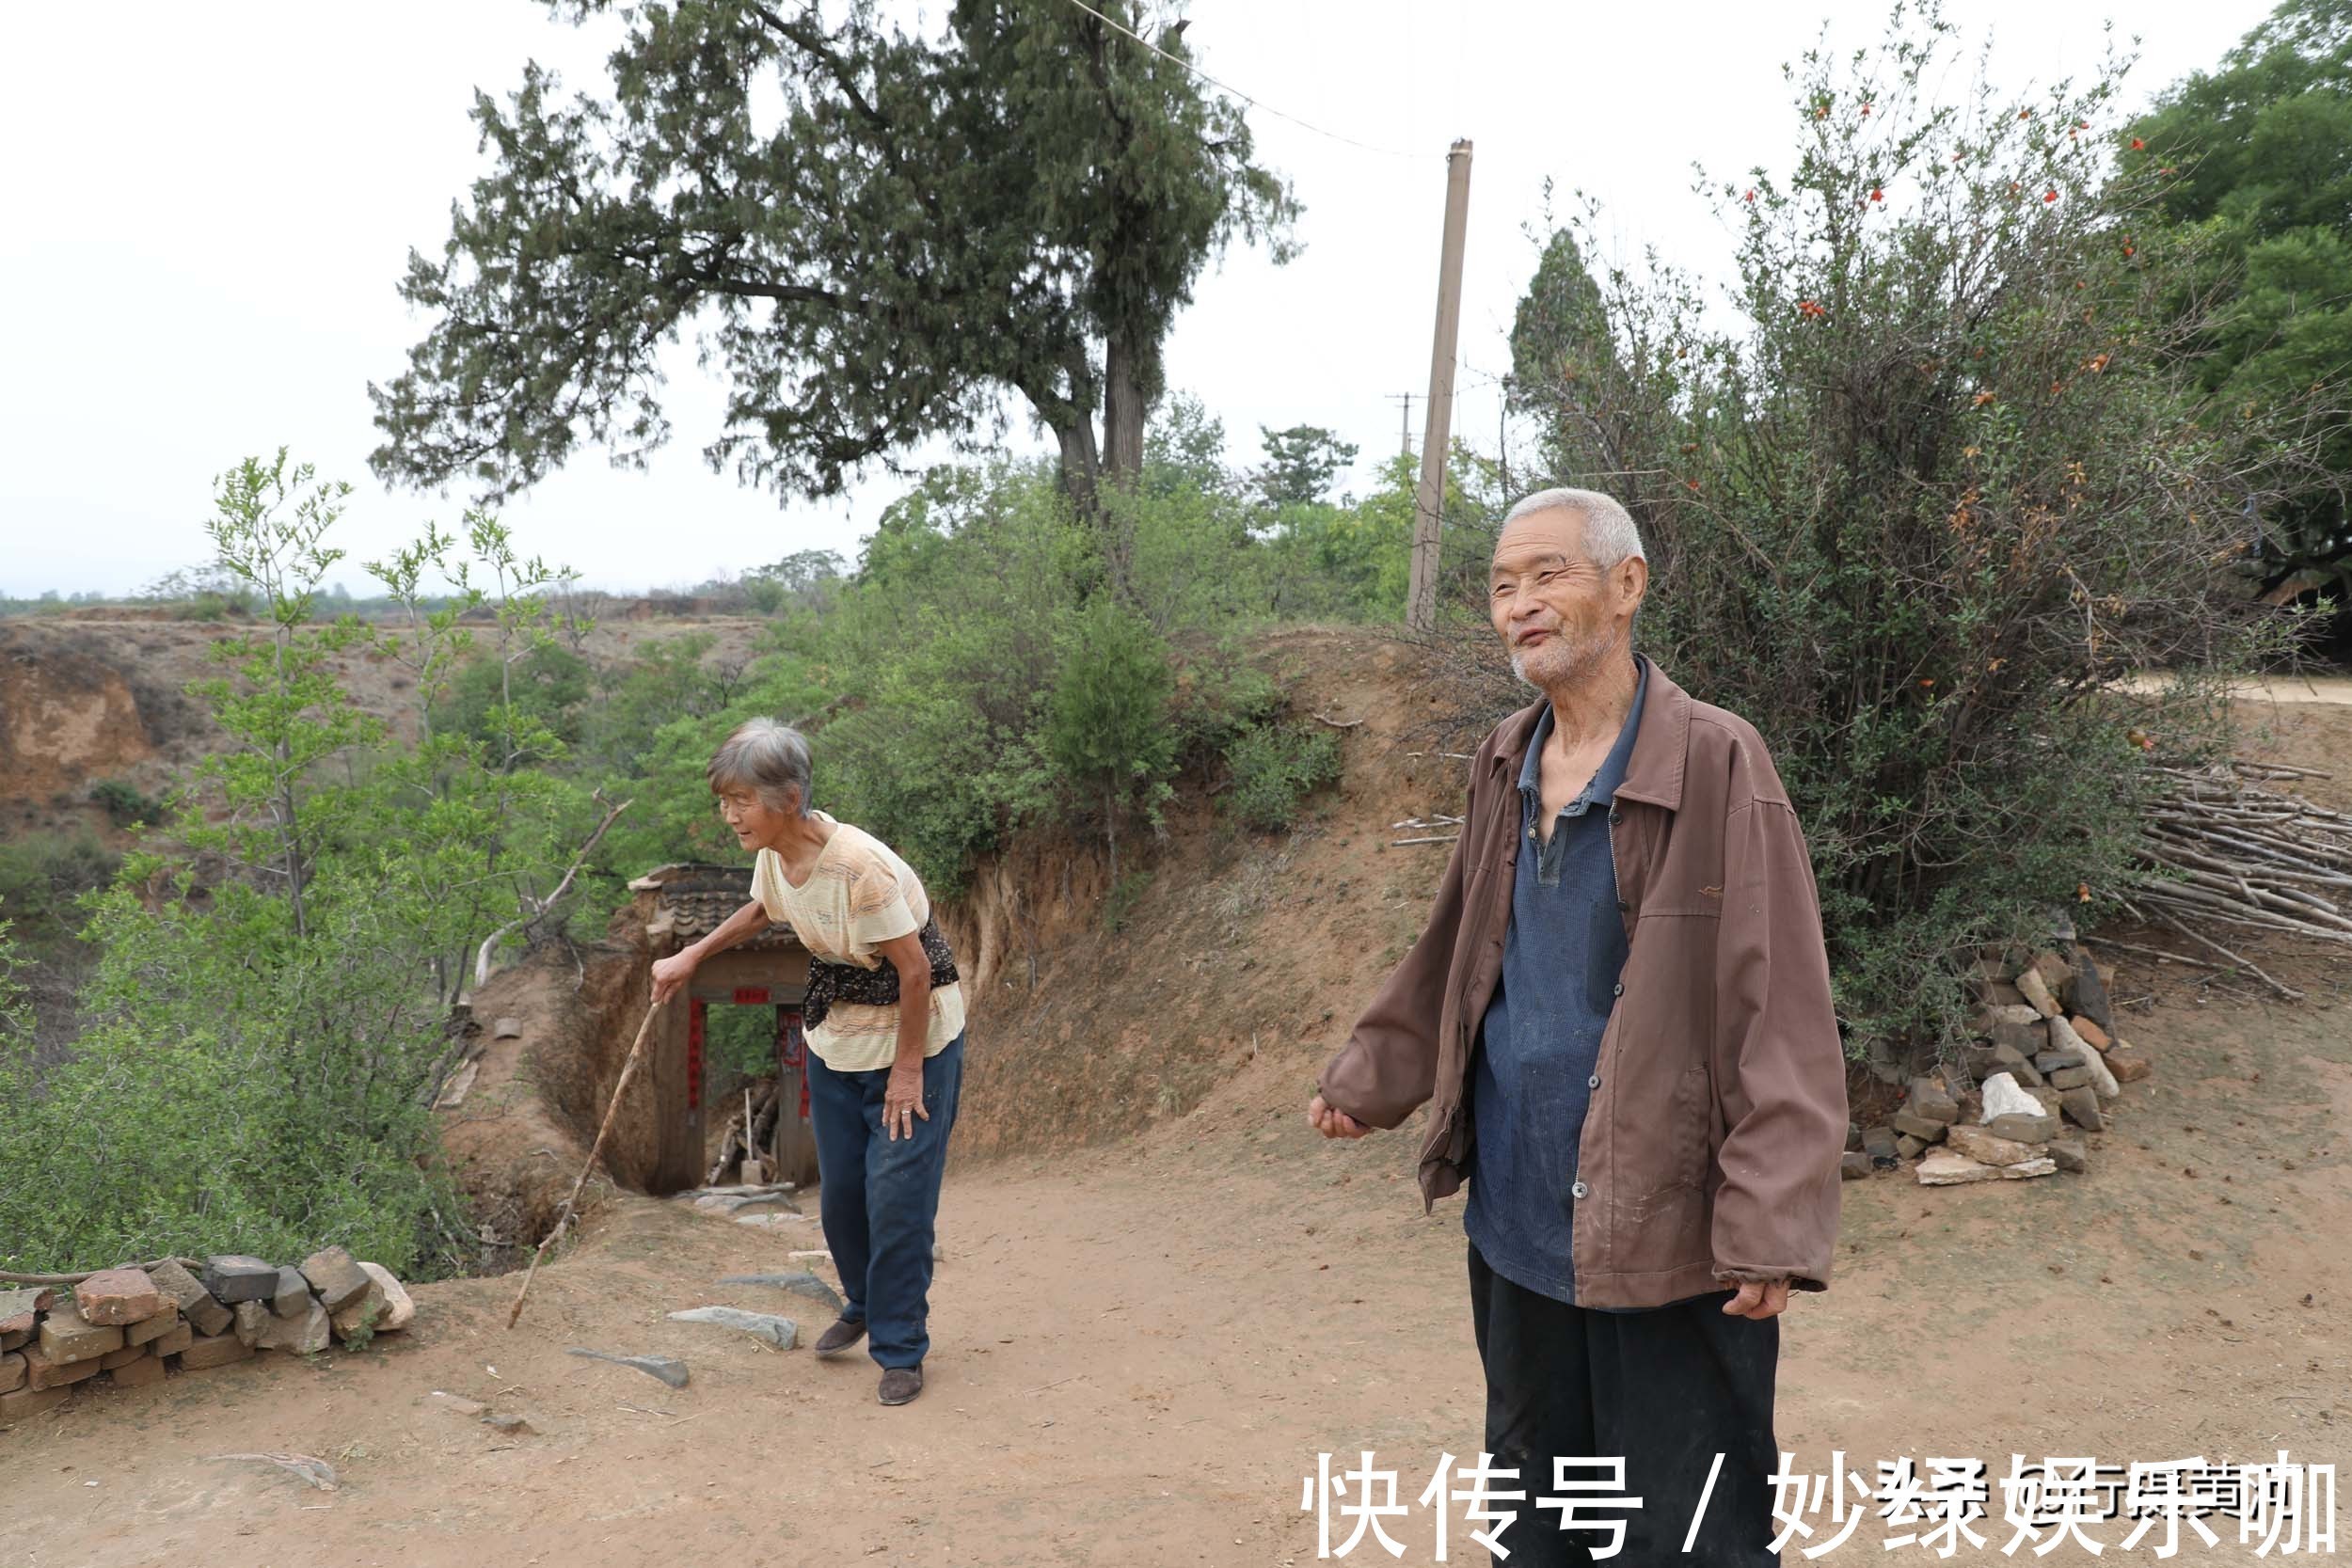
188, 452, 384, 941
369, 0, 1296, 519
1256, 423, 1359, 507
2126, 0, 2352, 598
1503, 6, 2310, 1060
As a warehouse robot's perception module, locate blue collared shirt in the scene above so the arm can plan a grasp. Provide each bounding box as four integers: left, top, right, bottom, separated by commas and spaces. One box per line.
1463, 657, 1648, 1307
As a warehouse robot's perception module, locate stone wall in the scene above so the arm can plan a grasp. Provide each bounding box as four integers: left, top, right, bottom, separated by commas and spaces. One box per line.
0, 1249, 414, 1420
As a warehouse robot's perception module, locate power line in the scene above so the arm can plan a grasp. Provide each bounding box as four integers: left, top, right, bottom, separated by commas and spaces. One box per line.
1053, 0, 1433, 161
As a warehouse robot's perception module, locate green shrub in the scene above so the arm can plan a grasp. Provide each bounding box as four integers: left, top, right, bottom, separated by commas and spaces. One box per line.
89, 778, 161, 827
1223, 722, 1343, 832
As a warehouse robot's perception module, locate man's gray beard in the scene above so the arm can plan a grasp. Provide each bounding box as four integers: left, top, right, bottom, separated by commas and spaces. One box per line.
1511, 626, 1616, 692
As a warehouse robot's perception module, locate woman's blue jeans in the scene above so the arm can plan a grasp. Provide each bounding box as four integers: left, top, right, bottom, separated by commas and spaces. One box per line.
804, 1031, 963, 1370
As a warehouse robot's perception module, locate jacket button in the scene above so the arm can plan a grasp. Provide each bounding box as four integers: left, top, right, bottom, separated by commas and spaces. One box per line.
1570, 1180, 1589, 1199
1612, 982, 1624, 997
1587, 1074, 1600, 1089
1608, 809, 1622, 826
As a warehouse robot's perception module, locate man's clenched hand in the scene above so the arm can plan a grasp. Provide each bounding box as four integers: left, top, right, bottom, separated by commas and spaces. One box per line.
1307, 1094, 1373, 1139
1720, 1278, 1790, 1319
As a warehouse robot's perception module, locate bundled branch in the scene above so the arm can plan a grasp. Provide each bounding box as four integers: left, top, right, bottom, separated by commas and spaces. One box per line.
2123, 761, 2352, 993
1391, 812, 1462, 847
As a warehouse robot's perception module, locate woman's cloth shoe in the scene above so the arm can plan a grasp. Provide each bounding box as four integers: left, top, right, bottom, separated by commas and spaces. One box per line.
878, 1366, 924, 1405
814, 1318, 866, 1358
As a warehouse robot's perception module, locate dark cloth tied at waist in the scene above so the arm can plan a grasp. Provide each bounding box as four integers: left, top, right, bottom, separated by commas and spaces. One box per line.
803, 913, 959, 1032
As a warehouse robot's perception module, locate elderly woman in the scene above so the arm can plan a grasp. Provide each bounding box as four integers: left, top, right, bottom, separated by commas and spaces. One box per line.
649, 717, 965, 1407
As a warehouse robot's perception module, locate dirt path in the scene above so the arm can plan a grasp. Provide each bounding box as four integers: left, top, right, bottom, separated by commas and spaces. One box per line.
5, 984, 2347, 1566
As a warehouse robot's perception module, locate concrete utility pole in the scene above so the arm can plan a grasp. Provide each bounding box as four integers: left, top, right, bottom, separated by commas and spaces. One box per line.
1387, 392, 1415, 458
1406, 139, 1472, 634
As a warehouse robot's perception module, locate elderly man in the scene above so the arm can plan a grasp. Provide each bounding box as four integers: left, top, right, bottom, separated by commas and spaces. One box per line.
1309, 488, 1848, 1565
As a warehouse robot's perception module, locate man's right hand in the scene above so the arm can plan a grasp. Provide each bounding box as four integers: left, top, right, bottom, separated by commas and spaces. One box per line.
1307, 1093, 1373, 1139
650, 951, 698, 1006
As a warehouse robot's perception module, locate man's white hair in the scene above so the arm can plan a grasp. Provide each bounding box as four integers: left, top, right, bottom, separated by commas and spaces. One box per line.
1502, 487, 1646, 569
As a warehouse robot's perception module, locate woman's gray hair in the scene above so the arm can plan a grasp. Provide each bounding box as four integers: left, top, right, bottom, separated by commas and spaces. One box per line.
707, 717, 813, 816
1502, 486, 1647, 569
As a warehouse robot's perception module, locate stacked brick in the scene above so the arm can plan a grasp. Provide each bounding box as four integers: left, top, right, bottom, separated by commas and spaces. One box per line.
0, 1247, 413, 1420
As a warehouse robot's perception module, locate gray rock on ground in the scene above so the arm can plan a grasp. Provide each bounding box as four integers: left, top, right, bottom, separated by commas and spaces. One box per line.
2049, 1015, 2120, 1099
2014, 968, 2062, 1019
1840, 1151, 1873, 1180
718, 1272, 848, 1314
666, 1306, 799, 1350
2059, 1086, 2107, 1132
567, 1348, 691, 1388
1918, 1149, 2058, 1184
2048, 1138, 2089, 1174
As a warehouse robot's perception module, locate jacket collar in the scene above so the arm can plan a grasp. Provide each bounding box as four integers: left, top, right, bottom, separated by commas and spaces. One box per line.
1488, 655, 1692, 813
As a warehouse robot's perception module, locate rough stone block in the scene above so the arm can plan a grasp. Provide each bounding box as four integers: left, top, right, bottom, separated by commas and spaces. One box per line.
2028, 949, 2075, 990
0, 1287, 49, 1341
2069, 1015, 2112, 1052
72, 1268, 167, 1327
202, 1256, 280, 1305
148, 1260, 232, 1338
37, 1299, 123, 1365
1945, 1124, 2043, 1166
233, 1300, 269, 1348
271, 1267, 314, 1319
1896, 1132, 1927, 1160
1917, 1149, 2003, 1184
2014, 968, 2061, 1018
0, 1327, 25, 1354
2051, 1015, 2120, 1098
2106, 1049, 2153, 1083
1988, 1112, 2058, 1144
2049, 1067, 2091, 1091
0, 1351, 22, 1394
2034, 1048, 2086, 1074
126, 1309, 184, 1348
101, 1342, 151, 1371
23, 1344, 104, 1390
2049, 1138, 2089, 1173
109, 1352, 167, 1389
1979, 1072, 2042, 1122
1840, 1150, 1873, 1180
255, 1300, 331, 1355
1890, 1110, 1949, 1143
2059, 1087, 2107, 1132
177, 1332, 254, 1370
1861, 1126, 1900, 1169
0, 1384, 70, 1421
357, 1263, 416, 1332
148, 1322, 193, 1357
299, 1245, 371, 1312
329, 1276, 388, 1338
1906, 1078, 1960, 1125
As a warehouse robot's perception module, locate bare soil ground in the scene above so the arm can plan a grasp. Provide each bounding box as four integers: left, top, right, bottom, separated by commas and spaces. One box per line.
4, 630, 2346, 1565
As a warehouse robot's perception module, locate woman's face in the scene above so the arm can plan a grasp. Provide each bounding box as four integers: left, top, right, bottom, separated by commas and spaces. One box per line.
715, 784, 794, 851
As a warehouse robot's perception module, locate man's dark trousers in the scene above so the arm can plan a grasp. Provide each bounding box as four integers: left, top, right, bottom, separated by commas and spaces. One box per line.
1469, 1243, 1781, 1566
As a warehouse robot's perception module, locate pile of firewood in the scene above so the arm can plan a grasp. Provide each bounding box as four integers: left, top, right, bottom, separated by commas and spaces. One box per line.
2122, 759, 2352, 999
707, 1081, 783, 1186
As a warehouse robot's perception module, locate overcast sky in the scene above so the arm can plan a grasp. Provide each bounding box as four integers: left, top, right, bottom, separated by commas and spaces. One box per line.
0, 0, 2269, 597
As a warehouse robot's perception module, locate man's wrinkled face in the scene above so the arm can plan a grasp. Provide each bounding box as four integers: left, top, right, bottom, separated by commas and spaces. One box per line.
1488, 507, 1637, 689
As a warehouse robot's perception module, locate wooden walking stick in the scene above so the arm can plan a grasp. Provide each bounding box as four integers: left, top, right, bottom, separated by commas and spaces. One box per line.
507, 998, 665, 1330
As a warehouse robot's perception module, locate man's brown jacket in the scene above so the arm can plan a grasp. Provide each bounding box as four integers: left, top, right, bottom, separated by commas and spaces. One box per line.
1317, 660, 1849, 1308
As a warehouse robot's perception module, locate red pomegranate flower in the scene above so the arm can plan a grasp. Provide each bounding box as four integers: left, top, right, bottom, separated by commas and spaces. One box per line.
1870, 187, 1884, 202
2130, 137, 2145, 150
2044, 189, 2058, 202
1744, 188, 1756, 202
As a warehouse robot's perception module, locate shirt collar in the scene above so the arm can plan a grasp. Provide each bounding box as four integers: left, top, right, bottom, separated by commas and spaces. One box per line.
1517, 655, 1651, 808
